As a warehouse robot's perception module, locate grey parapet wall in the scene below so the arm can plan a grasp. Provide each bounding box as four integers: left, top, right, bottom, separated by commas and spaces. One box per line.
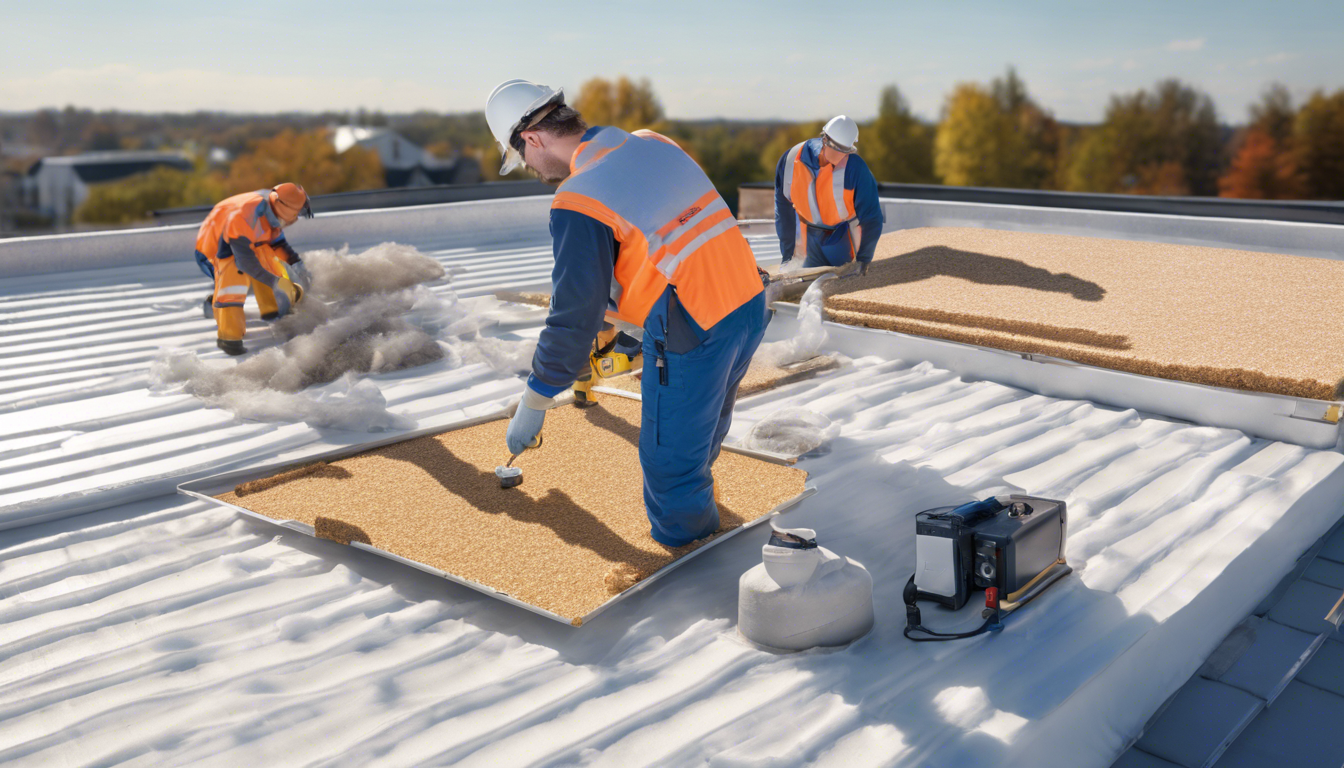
0, 195, 555, 280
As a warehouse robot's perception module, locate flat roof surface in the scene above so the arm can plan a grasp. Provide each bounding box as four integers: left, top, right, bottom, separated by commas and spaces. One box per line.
0, 213, 1341, 766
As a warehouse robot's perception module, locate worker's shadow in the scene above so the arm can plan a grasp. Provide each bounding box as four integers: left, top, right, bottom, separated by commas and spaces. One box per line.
380, 435, 659, 569
574, 400, 751, 531
850, 246, 1107, 303
825, 247, 1130, 350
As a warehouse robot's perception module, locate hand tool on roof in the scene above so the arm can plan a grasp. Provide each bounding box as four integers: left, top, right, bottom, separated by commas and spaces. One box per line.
496, 432, 542, 489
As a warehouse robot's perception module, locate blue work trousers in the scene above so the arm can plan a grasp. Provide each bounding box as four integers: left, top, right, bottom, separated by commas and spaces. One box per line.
640, 292, 769, 546
801, 223, 855, 268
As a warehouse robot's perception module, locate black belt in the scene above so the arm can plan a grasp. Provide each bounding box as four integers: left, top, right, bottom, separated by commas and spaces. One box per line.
803, 220, 848, 234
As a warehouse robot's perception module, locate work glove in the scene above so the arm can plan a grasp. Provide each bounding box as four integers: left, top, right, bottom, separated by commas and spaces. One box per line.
287, 261, 313, 295
272, 278, 300, 319
506, 386, 551, 455
858, 261, 870, 277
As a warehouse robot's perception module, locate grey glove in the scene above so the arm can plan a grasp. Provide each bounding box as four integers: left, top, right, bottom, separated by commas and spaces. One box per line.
287, 261, 313, 294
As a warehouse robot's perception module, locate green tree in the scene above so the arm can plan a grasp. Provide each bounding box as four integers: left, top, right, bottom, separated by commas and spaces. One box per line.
75, 164, 226, 225
1250, 83, 1295, 145
1063, 79, 1221, 195
683, 124, 767, 214
863, 85, 935, 184
1292, 89, 1344, 199
758, 120, 823, 181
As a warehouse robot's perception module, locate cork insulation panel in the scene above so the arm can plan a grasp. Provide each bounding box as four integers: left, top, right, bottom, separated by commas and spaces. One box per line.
216, 395, 808, 623
824, 227, 1344, 400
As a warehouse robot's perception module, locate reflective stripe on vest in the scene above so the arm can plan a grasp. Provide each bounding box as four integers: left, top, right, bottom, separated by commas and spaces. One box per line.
781, 140, 860, 247
553, 127, 763, 330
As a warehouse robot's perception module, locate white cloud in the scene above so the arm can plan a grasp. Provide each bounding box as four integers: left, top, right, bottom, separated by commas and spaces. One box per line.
1166, 38, 1206, 52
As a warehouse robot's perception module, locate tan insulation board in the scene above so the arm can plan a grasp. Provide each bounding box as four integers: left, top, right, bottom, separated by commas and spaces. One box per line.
494, 291, 551, 308
216, 396, 808, 622
603, 355, 841, 398
823, 227, 1344, 400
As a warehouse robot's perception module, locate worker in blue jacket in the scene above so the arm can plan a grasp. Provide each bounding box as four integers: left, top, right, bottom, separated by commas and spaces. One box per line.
485, 79, 768, 548
774, 115, 884, 271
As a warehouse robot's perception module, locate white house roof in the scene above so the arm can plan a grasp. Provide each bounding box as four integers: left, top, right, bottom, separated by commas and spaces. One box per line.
332, 125, 393, 154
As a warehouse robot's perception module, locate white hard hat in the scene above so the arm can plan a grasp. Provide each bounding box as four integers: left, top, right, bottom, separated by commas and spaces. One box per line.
821, 115, 859, 153
486, 79, 566, 174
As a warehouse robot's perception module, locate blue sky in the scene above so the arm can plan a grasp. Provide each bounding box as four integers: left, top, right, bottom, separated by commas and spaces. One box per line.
3, 0, 1340, 123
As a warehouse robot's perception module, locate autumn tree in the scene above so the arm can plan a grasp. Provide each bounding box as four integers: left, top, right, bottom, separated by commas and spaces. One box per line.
226, 129, 384, 196
1219, 85, 1305, 199
574, 77, 666, 132
1219, 128, 1305, 198
863, 85, 935, 184
933, 70, 1056, 189
1292, 89, 1344, 199
934, 83, 1028, 187
1064, 79, 1221, 195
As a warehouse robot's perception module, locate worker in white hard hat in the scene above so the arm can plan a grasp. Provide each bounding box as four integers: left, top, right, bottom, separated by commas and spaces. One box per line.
485, 79, 768, 548
774, 115, 884, 272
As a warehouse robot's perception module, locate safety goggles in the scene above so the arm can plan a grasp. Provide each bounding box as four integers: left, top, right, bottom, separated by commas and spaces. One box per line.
821, 134, 856, 155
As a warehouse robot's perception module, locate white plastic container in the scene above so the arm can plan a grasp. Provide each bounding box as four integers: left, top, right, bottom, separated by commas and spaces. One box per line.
738, 526, 875, 651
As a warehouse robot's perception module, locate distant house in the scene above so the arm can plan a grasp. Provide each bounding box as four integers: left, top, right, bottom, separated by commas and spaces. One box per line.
23, 151, 193, 224
330, 126, 481, 188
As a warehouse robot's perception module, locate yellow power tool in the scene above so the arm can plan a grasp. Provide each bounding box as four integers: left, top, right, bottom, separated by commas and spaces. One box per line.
573, 330, 642, 408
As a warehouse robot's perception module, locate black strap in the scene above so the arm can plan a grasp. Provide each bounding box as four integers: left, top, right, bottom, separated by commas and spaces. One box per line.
768, 530, 817, 550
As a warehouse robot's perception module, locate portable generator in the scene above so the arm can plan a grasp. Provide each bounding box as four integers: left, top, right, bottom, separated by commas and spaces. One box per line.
904, 495, 1072, 641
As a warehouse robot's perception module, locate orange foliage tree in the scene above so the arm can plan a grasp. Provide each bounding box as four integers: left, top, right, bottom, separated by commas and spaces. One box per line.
226, 129, 384, 196
1219, 128, 1305, 199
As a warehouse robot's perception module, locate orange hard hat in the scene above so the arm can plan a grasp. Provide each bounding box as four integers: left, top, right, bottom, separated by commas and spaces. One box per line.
270, 183, 312, 220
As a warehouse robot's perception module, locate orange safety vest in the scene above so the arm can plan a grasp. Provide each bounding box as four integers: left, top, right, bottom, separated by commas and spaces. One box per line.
194, 190, 288, 277
552, 127, 763, 330
781, 140, 863, 261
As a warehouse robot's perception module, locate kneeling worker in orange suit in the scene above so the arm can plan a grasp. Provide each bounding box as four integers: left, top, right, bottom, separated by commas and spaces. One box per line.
193, 183, 314, 355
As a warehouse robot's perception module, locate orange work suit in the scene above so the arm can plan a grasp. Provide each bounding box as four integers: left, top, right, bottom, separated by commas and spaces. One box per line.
193, 190, 300, 342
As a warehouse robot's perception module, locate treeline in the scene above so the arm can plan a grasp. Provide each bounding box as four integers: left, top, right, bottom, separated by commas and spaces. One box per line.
601, 71, 1344, 204
6, 71, 1344, 226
